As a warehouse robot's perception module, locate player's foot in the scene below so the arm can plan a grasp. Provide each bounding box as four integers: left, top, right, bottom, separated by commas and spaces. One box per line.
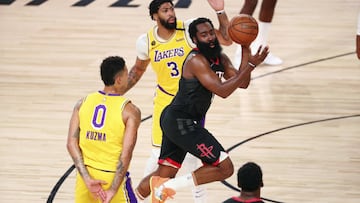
263, 53, 283, 65
234, 45, 283, 66
150, 176, 176, 203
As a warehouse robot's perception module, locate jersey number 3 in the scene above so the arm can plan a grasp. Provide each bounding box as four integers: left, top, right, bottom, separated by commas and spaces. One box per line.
167, 61, 180, 78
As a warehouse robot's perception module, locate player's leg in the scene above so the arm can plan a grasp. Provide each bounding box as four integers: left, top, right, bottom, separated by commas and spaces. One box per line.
144, 91, 170, 179
136, 164, 179, 201
152, 150, 234, 201
137, 127, 184, 200
259, 0, 276, 22
136, 113, 186, 201
144, 91, 175, 177
185, 127, 234, 185
233, 0, 258, 67
143, 148, 207, 202
152, 124, 234, 201
255, 0, 282, 65
181, 116, 208, 203
240, 0, 258, 15
143, 148, 160, 178
182, 153, 208, 203
151, 92, 169, 147
193, 156, 234, 185
137, 93, 171, 202
149, 148, 186, 202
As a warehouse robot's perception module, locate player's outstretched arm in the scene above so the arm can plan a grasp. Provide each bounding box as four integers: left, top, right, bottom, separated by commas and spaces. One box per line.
208, 0, 232, 46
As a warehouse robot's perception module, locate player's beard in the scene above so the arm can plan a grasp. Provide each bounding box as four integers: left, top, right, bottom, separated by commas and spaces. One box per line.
197, 38, 222, 60
159, 17, 177, 30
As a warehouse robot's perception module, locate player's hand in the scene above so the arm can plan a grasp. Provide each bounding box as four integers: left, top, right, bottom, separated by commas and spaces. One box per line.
85, 178, 107, 201
102, 188, 116, 203
249, 45, 269, 67
207, 0, 224, 12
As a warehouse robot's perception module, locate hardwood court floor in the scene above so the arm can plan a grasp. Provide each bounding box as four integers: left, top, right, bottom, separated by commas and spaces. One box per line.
0, 0, 359, 202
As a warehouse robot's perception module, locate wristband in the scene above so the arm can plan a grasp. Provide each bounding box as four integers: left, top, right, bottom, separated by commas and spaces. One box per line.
248, 62, 256, 68
216, 9, 225, 15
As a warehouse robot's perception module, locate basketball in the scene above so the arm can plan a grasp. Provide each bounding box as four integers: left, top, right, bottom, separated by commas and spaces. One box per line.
228, 14, 258, 45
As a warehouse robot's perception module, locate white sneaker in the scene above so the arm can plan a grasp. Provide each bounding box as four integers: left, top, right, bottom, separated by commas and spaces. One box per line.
263, 53, 283, 65
233, 45, 283, 67
150, 176, 175, 202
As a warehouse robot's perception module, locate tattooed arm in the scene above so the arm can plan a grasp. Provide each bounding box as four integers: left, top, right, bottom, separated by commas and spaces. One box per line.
124, 33, 151, 93
103, 101, 141, 203
124, 57, 150, 93
66, 99, 107, 201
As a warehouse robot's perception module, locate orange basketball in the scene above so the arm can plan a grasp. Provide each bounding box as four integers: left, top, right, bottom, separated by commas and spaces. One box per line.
228, 14, 258, 45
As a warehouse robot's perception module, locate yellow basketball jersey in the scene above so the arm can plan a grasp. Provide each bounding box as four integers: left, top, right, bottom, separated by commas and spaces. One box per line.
79, 91, 129, 172
147, 20, 193, 96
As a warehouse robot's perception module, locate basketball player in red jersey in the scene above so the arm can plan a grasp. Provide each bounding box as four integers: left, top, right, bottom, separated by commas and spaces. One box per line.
136, 17, 268, 202
125, 0, 233, 202
223, 162, 264, 203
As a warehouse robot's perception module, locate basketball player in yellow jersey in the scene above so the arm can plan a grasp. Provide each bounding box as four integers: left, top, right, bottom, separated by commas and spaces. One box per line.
124, 0, 232, 202
147, 19, 192, 146
67, 56, 141, 203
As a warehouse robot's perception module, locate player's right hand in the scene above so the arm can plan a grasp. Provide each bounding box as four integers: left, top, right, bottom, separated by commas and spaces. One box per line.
250, 45, 269, 66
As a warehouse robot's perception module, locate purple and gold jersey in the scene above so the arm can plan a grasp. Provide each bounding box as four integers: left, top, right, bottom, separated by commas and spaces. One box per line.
79, 91, 129, 171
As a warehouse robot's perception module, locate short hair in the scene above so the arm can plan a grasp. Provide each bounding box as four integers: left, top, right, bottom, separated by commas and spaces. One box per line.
100, 56, 126, 86
237, 162, 263, 192
149, 0, 173, 20
188, 17, 214, 43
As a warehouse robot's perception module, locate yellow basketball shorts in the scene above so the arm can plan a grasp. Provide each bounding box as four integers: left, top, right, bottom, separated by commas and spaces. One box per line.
152, 87, 175, 146
75, 166, 137, 203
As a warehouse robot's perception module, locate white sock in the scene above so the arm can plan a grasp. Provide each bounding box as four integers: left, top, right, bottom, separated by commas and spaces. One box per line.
163, 173, 195, 190
181, 153, 207, 203
233, 45, 242, 69
251, 21, 271, 54
143, 148, 160, 177
142, 148, 160, 203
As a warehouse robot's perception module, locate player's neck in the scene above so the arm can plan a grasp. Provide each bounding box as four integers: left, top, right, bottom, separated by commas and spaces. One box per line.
157, 25, 175, 40
239, 190, 261, 200
102, 86, 123, 95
